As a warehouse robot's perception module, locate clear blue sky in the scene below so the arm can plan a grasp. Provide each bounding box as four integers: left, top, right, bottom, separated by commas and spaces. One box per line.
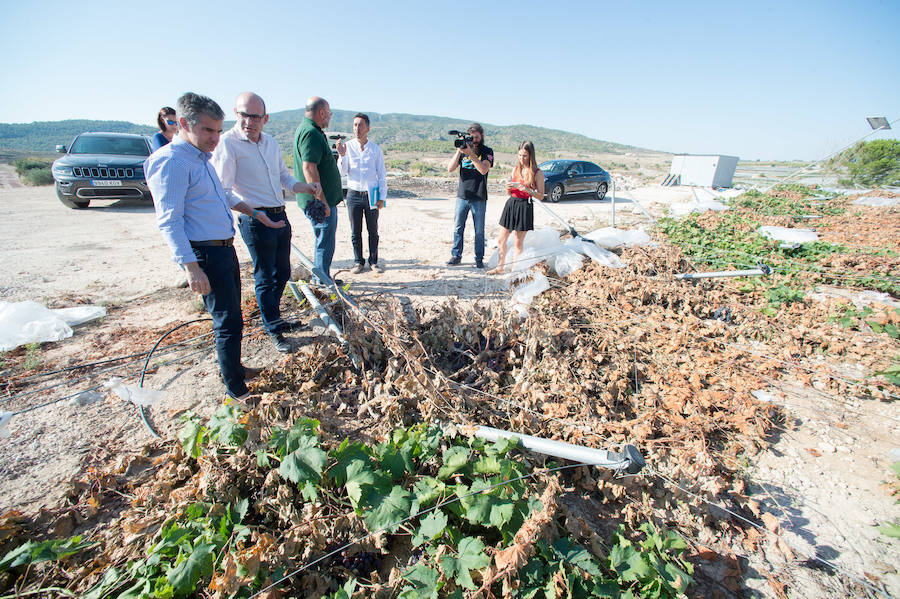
1, 0, 897, 160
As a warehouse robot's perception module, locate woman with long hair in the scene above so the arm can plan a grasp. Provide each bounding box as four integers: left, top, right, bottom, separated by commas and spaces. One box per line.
487, 140, 544, 275
149, 106, 177, 152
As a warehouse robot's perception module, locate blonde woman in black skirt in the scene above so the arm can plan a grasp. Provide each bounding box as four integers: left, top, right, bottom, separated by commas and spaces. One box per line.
487, 141, 545, 275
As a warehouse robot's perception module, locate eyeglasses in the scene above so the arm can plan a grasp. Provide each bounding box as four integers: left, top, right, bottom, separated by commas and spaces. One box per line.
237, 111, 265, 121
165, 119, 177, 126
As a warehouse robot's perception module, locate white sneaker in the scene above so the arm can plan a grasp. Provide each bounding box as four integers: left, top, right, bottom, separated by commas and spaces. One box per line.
371, 263, 385, 273
350, 263, 365, 274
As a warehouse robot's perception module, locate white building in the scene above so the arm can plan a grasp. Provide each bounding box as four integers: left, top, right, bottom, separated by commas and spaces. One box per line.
664, 154, 739, 188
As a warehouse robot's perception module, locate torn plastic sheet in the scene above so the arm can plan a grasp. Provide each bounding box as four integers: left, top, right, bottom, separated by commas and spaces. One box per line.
584, 227, 652, 249
0, 301, 106, 351
853, 195, 898, 207
104, 377, 164, 407
757, 226, 819, 244
487, 226, 628, 276
511, 271, 550, 306
69, 389, 105, 407
0, 411, 12, 438
669, 197, 729, 217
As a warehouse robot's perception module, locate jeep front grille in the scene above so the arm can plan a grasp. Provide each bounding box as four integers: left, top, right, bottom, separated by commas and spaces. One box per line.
72, 167, 134, 178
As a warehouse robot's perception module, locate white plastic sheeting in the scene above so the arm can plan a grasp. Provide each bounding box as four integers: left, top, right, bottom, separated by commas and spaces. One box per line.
104, 377, 164, 407
853, 195, 898, 207
0, 301, 106, 351
486, 226, 636, 276
511, 271, 550, 306
584, 227, 651, 249
757, 226, 819, 244
0, 411, 12, 438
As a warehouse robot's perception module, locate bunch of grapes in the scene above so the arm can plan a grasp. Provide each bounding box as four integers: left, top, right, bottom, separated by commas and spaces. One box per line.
339, 550, 381, 577
305, 199, 328, 224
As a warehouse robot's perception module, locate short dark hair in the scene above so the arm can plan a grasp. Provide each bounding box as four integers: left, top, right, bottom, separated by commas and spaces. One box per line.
177, 92, 224, 126
467, 123, 484, 135
353, 113, 370, 127
156, 106, 175, 132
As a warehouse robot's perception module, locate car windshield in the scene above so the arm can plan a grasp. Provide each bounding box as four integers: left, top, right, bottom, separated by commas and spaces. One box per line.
539, 161, 570, 173
70, 136, 149, 156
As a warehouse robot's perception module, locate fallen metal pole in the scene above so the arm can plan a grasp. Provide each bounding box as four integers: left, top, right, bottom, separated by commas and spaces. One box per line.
288, 244, 362, 369
676, 263, 771, 280
473, 425, 645, 474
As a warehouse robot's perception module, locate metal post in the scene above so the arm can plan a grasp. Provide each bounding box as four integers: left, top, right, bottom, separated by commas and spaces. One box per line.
611, 179, 616, 228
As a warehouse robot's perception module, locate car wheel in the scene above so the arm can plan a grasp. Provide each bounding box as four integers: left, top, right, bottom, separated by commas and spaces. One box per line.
548, 183, 564, 203
56, 185, 89, 209
596, 182, 608, 201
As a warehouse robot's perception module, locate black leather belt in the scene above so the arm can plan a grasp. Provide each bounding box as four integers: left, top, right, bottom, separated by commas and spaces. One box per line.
190, 238, 234, 247
256, 206, 285, 213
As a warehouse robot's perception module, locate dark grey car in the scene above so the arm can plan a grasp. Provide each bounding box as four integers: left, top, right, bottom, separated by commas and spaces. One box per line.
52, 132, 151, 209
539, 159, 612, 202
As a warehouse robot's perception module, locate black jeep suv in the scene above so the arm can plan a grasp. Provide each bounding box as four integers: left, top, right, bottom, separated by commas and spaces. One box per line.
52, 132, 151, 209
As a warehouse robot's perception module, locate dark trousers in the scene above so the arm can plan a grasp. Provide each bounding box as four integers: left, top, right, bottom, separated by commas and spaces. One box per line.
237, 210, 291, 335
346, 189, 379, 266
192, 245, 247, 398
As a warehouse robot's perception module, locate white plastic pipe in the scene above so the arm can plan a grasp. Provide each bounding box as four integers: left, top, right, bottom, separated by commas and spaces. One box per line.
473, 425, 644, 473
676, 268, 768, 280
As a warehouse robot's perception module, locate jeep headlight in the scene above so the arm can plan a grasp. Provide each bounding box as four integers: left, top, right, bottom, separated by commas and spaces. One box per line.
51, 165, 72, 176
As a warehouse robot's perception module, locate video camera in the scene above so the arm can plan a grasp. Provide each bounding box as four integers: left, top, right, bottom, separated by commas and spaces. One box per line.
448, 129, 473, 149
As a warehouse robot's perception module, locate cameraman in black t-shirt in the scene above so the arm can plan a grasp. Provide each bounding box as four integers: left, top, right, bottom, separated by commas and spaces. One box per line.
446, 123, 494, 268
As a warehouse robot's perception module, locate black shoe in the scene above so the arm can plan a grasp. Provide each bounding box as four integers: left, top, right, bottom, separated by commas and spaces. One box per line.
475, 259, 484, 269
269, 333, 292, 353
446, 256, 461, 266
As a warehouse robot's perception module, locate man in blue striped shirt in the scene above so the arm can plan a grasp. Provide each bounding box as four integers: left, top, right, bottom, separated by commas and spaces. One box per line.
145, 92, 284, 404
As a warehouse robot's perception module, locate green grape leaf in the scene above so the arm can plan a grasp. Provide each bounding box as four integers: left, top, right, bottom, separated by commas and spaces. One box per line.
401, 562, 442, 599
166, 541, 214, 595
0, 536, 96, 571
551, 537, 603, 577
412, 510, 448, 547
439, 536, 490, 590
207, 404, 247, 446
329, 439, 371, 486
362, 485, 412, 533
278, 436, 327, 488
437, 446, 470, 479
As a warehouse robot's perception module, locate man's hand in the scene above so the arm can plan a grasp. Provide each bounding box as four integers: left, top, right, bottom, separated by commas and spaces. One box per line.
185, 262, 210, 295
460, 144, 475, 158
323, 202, 331, 218
336, 138, 346, 156
376, 200, 384, 210
256, 212, 286, 229
294, 181, 321, 195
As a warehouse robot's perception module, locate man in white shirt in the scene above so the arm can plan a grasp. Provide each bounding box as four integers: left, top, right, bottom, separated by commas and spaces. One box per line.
336, 113, 387, 274
211, 92, 320, 353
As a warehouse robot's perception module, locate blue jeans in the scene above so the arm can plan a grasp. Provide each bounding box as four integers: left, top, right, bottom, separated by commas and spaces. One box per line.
191, 245, 247, 398
306, 203, 338, 284
451, 197, 486, 261
238, 210, 291, 335
346, 190, 379, 265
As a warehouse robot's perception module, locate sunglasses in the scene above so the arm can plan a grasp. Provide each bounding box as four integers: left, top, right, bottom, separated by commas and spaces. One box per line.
165, 119, 177, 126
237, 111, 265, 121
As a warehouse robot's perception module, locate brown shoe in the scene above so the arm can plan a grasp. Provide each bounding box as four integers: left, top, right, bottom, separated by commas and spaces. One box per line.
243, 365, 264, 380
224, 391, 261, 411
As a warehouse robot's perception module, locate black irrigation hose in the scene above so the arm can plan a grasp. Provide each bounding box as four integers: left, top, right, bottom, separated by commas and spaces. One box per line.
137, 318, 213, 438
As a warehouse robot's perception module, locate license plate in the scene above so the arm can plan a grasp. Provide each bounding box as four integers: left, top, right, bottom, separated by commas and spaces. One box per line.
92, 180, 123, 187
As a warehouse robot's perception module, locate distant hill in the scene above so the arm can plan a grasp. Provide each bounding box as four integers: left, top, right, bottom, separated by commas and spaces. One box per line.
0, 120, 156, 153
1, 110, 652, 157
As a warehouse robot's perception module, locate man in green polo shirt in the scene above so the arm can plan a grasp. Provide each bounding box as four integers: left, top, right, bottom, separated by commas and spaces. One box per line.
293, 96, 344, 285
